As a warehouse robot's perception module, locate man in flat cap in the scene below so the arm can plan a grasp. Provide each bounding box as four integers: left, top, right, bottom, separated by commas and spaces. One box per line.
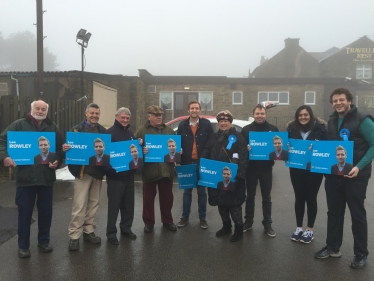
135, 105, 178, 233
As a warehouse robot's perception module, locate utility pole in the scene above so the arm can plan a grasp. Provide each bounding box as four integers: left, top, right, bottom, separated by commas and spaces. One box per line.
36, 0, 44, 98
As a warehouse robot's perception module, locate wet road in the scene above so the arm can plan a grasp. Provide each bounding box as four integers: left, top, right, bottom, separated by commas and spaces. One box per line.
0, 162, 373, 280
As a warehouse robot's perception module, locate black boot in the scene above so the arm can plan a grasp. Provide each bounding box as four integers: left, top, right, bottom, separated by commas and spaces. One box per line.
230, 224, 243, 242
216, 221, 232, 237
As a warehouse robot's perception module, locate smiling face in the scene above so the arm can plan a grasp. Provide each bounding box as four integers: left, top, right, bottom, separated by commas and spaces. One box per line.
222, 169, 231, 182
85, 107, 100, 126
332, 94, 351, 117
298, 109, 310, 125
218, 119, 231, 131
94, 141, 104, 156
116, 112, 130, 127
336, 149, 347, 165
253, 108, 267, 124
188, 102, 201, 119
31, 100, 48, 121
168, 141, 176, 154
130, 147, 138, 159
38, 140, 50, 154
273, 138, 283, 152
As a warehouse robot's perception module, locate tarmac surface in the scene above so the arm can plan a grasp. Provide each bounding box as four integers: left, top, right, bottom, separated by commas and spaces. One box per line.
0, 162, 373, 280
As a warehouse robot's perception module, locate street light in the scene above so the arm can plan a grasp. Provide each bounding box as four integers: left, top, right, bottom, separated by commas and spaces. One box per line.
76, 28, 92, 97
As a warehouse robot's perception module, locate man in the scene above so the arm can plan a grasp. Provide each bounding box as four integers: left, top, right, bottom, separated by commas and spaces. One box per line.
88, 138, 110, 166
217, 167, 235, 191
106, 107, 138, 245
34, 136, 57, 164
176, 100, 213, 229
0, 100, 63, 258
330, 145, 353, 175
241, 104, 279, 237
269, 136, 288, 160
135, 105, 177, 233
315, 88, 374, 269
164, 139, 181, 163
63, 103, 107, 251
129, 144, 143, 169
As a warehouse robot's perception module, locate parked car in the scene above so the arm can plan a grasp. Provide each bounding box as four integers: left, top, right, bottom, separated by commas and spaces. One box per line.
166, 101, 277, 132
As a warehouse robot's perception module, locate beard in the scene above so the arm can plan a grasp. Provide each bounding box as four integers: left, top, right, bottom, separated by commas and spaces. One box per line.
31, 113, 47, 120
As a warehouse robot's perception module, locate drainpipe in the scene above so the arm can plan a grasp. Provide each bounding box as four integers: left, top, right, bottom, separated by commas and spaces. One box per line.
11, 75, 19, 100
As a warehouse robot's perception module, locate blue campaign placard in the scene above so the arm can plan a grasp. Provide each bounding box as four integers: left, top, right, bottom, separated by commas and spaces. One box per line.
176, 164, 197, 189
198, 158, 238, 189
144, 134, 181, 163
8, 132, 56, 165
248, 131, 289, 160
65, 132, 111, 165
110, 140, 143, 172
310, 141, 354, 175
285, 139, 312, 170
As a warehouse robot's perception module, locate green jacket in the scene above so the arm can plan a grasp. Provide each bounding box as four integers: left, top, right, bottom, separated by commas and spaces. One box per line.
135, 121, 176, 183
0, 115, 64, 187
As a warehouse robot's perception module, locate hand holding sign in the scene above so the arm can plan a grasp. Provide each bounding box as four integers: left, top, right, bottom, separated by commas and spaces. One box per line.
3, 157, 16, 168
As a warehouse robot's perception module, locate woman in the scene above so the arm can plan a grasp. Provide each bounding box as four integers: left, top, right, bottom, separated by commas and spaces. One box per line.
286, 105, 327, 243
200, 110, 247, 242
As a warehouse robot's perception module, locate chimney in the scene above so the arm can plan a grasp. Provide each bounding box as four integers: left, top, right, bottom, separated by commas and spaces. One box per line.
284, 38, 300, 48
260, 56, 267, 65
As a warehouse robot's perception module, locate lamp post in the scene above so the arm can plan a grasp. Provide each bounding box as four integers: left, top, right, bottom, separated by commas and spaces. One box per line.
76, 29, 92, 97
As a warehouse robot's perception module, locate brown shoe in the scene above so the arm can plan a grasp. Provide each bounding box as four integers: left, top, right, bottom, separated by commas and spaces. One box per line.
177, 217, 189, 227
200, 219, 208, 229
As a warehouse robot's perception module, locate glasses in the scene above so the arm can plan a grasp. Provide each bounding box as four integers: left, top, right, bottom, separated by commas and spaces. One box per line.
151, 113, 162, 117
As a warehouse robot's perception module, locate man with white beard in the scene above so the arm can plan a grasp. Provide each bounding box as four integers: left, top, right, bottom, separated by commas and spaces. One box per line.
0, 100, 63, 258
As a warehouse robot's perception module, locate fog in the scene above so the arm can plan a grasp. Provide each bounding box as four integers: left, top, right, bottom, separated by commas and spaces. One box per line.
1, 0, 373, 77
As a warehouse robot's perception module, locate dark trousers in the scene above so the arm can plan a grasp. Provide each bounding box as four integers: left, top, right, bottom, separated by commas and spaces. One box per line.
15, 185, 53, 249
106, 179, 135, 238
289, 168, 323, 228
142, 178, 173, 225
325, 176, 369, 256
245, 169, 272, 225
218, 205, 243, 225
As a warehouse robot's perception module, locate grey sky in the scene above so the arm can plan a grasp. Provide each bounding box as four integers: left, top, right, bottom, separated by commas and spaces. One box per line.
2, 0, 373, 77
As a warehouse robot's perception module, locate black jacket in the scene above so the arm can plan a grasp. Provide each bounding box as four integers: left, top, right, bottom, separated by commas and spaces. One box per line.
327, 105, 374, 179
287, 117, 327, 141
201, 127, 247, 207
67, 120, 107, 179
106, 119, 136, 180
241, 121, 279, 171
177, 117, 213, 165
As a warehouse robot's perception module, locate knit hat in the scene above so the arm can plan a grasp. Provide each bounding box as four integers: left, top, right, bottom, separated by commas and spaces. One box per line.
216, 110, 233, 123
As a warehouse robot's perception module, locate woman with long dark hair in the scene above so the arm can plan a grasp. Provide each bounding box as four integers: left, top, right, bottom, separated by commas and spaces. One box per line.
286, 105, 327, 243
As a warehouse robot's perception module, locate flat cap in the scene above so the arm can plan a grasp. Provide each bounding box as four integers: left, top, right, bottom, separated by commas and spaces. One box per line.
147, 105, 164, 114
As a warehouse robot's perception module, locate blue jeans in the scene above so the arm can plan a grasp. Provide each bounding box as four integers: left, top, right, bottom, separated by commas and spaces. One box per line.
182, 185, 207, 219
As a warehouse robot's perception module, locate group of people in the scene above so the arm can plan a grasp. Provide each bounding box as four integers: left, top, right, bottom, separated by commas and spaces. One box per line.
0, 87, 373, 270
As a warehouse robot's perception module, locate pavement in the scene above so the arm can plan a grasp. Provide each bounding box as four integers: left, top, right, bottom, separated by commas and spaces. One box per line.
0, 162, 373, 280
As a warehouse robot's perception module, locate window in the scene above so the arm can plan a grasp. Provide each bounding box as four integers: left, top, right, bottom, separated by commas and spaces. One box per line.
159, 92, 173, 110
305, 92, 315, 105
258, 91, 289, 104
199, 91, 213, 111
0, 83, 7, 96
356, 64, 372, 79
232, 91, 243, 105
148, 85, 156, 93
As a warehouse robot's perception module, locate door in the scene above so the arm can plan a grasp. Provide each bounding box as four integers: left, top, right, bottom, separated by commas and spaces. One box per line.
173, 92, 198, 118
